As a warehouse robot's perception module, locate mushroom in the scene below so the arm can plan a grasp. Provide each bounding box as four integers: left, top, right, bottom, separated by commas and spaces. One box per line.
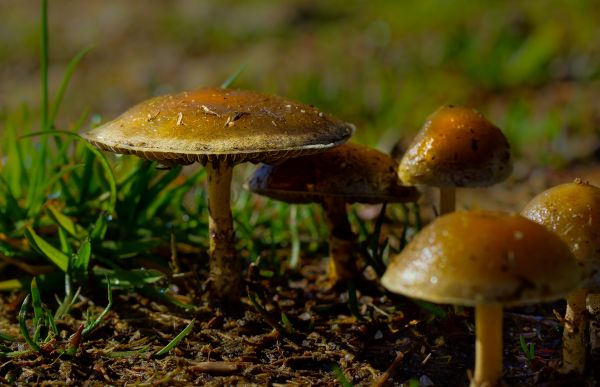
398, 105, 511, 215
381, 211, 581, 387
246, 143, 419, 283
521, 179, 600, 374
83, 87, 354, 306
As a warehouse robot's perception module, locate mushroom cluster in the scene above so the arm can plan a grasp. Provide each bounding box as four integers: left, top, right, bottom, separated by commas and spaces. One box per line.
87, 89, 589, 384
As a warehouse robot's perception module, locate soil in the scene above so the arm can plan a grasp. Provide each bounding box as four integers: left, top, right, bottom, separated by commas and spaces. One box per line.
0, 252, 598, 386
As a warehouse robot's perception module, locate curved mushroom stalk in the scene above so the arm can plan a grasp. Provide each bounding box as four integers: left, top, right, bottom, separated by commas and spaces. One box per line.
472, 303, 503, 387
561, 288, 589, 374
322, 196, 359, 283
206, 161, 242, 306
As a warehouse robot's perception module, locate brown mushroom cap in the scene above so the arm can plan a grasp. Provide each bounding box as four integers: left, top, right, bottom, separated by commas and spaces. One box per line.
521, 180, 600, 289
381, 211, 581, 306
82, 88, 354, 165
398, 105, 511, 187
246, 143, 420, 204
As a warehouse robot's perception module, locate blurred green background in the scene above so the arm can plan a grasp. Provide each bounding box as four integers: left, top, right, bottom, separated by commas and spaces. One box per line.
1, 0, 599, 162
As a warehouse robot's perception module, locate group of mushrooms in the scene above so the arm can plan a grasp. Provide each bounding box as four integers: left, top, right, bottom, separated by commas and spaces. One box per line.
83, 87, 599, 386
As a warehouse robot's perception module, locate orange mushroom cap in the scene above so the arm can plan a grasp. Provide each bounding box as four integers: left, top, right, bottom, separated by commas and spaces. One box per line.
83, 87, 354, 166
521, 179, 600, 289
247, 143, 419, 204
382, 211, 581, 306
398, 105, 511, 187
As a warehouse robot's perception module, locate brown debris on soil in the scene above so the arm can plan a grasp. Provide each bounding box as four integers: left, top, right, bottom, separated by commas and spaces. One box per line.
0, 253, 598, 386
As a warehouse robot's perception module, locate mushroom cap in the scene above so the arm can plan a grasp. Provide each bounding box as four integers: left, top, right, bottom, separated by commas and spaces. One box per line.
398, 105, 512, 187
521, 179, 600, 289
246, 143, 420, 204
381, 211, 581, 306
82, 88, 354, 166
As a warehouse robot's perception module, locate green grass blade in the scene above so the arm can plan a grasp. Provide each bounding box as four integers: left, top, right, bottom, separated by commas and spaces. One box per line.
288, 205, 301, 269
25, 226, 69, 272
154, 319, 195, 358
78, 149, 96, 205
44, 306, 59, 339
0, 175, 25, 222
220, 62, 247, 88
58, 228, 73, 256
49, 45, 95, 126
5, 122, 24, 198
82, 280, 112, 336
21, 130, 117, 213
54, 287, 80, 321
412, 299, 447, 319
0, 332, 16, 342
72, 240, 91, 281
47, 204, 86, 239
18, 295, 40, 352
40, 0, 49, 131
332, 364, 353, 387
346, 280, 363, 321
30, 278, 44, 343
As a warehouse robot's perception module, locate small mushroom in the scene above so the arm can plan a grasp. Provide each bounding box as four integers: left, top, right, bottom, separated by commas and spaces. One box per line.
83, 87, 354, 307
521, 179, 600, 374
381, 211, 581, 387
246, 143, 419, 283
398, 105, 511, 215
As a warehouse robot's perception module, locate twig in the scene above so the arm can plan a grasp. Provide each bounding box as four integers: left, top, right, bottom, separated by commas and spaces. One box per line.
374, 351, 405, 387
188, 361, 250, 375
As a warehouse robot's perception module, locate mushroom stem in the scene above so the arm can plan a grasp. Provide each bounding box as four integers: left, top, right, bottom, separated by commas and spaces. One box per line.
588, 293, 600, 355
561, 288, 588, 374
472, 303, 503, 387
206, 161, 241, 306
322, 196, 358, 282
439, 186, 456, 215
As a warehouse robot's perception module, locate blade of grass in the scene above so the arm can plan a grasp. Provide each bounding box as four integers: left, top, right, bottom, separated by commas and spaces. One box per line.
24, 226, 69, 272
154, 318, 195, 358
18, 295, 40, 352
49, 45, 95, 126
47, 204, 86, 239
288, 205, 301, 269
82, 280, 112, 336
0, 332, 16, 342
332, 364, 353, 387
347, 280, 363, 321
40, 0, 49, 131
220, 62, 247, 88
21, 130, 117, 213
30, 278, 45, 343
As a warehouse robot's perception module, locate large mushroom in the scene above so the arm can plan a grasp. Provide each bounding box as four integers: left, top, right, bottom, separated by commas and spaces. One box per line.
398, 105, 511, 215
246, 143, 419, 283
381, 211, 581, 387
521, 179, 600, 374
83, 87, 354, 306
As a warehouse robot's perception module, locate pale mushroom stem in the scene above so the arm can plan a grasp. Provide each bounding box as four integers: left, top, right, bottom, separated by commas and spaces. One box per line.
322, 196, 358, 283
561, 288, 588, 374
206, 161, 242, 306
439, 186, 456, 215
472, 303, 503, 387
